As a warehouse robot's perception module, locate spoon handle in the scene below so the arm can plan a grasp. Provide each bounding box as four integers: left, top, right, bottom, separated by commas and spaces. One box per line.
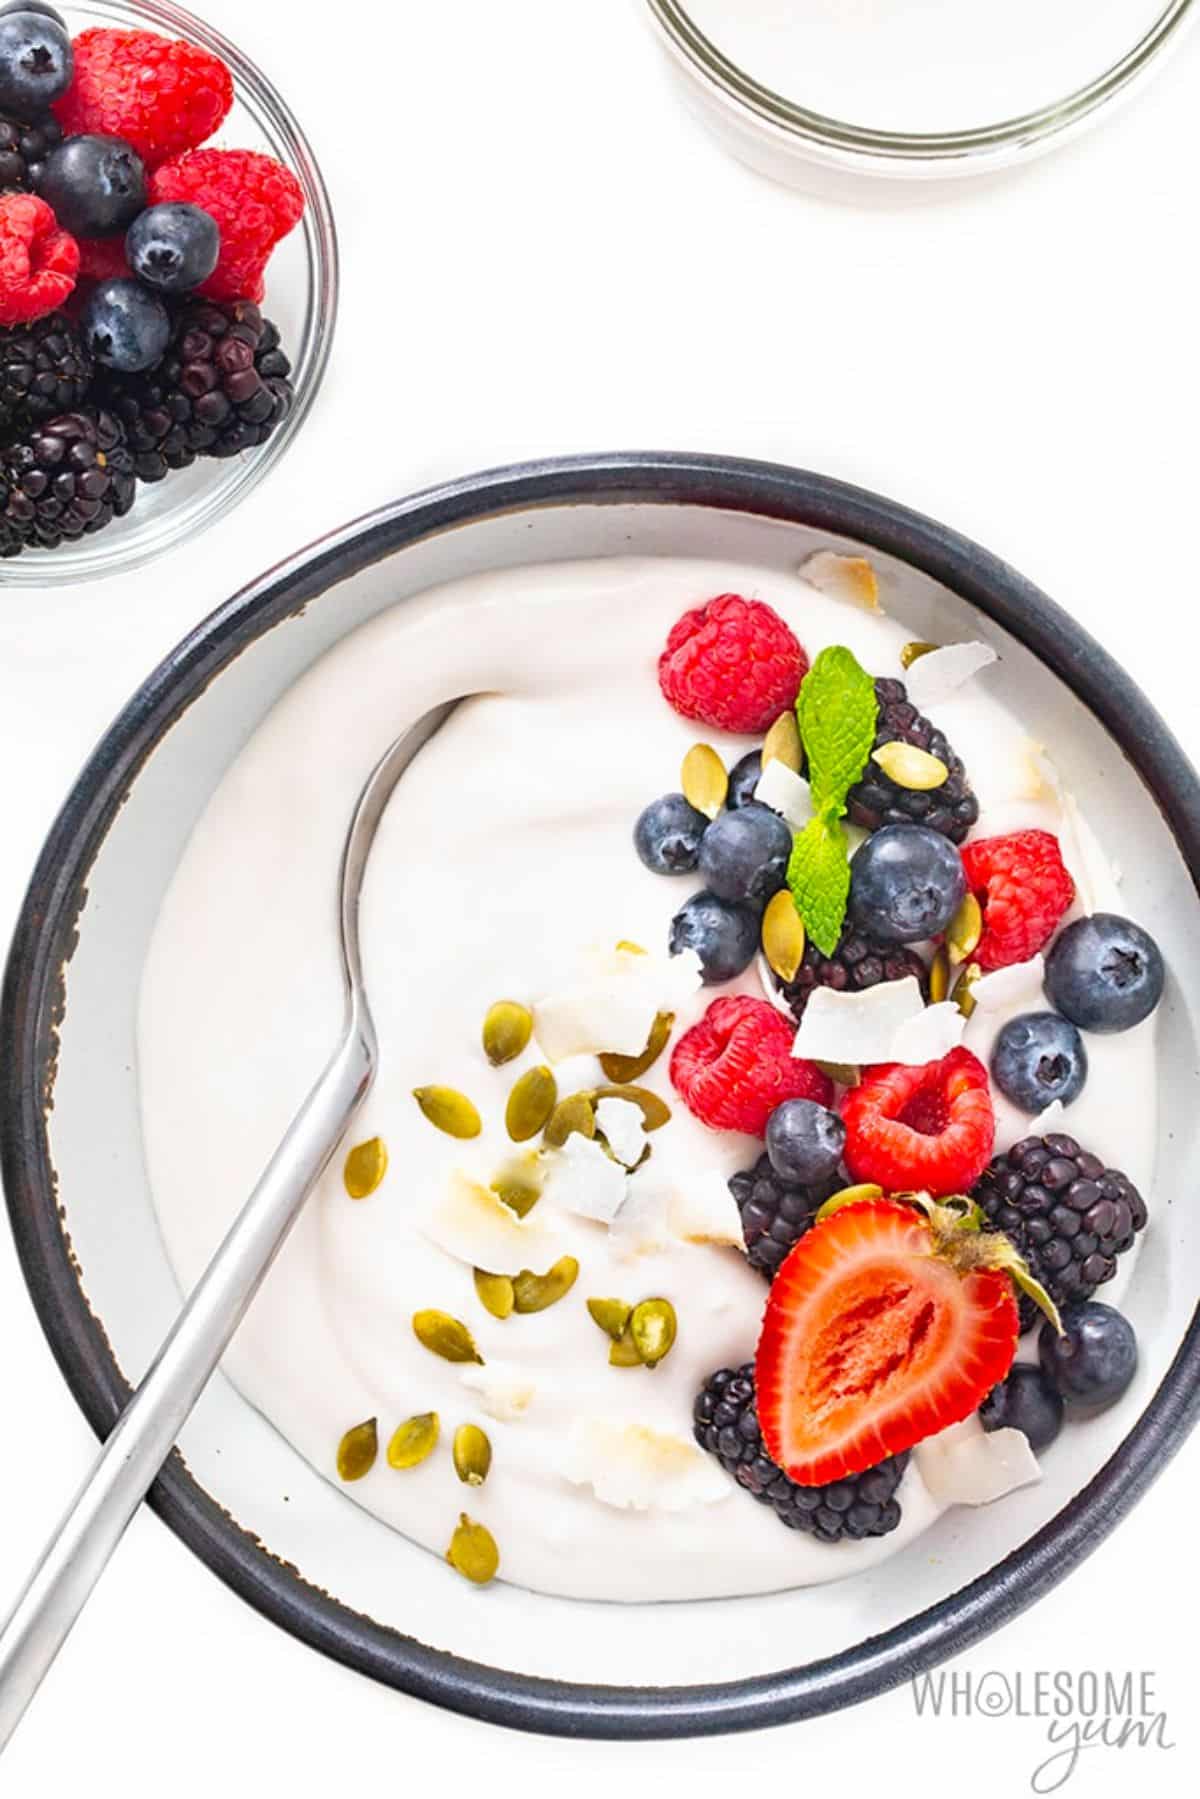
0, 1024, 374, 1753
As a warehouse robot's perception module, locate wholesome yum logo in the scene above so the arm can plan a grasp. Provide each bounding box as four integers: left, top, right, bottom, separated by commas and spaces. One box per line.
910, 1669, 1175, 1792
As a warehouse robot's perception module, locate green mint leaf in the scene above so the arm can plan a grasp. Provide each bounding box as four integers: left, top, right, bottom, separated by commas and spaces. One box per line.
787, 814, 851, 957
796, 645, 878, 817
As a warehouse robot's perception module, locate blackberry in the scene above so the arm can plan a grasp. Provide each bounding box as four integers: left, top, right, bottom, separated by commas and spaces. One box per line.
772, 926, 929, 1026
848, 677, 980, 844
694, 1365, 909, 1542
0, 410, 136, 553
97, 299, 294, 482
0, 312, 92, 431
730, 1152, 840, 1276
972, 1133, 1147, 1332
0, 109, 61, 191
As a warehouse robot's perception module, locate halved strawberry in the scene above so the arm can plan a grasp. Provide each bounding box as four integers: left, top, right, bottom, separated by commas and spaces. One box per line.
756, 1198, 1021, 1484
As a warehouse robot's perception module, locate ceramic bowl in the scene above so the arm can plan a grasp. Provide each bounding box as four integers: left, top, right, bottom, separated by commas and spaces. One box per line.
4, 453, 1200, 1736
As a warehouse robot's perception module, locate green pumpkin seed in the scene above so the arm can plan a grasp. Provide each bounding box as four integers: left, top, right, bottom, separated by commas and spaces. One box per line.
762, 710, 803, 773
336, 1417, 378, 1482
815, 1061, 860, 1087
386, 1412, 439, 1470
506, 1065, 557, 1141
589, 1084, 671, 1131
872, 741, 949, 791
946, 892, 983, 966
599, 1011, 674, 1084
953, 961, 982, 1019
413, 1086, 482, 1139
512, 1255, 579, 1314
453, 1423, 493, 1487
816, 1183, 884, 1221
586, 1297, 632, 1340
608, 1326, 644, 1368
630, 1298, 677, 1368
446, 1513, 499, 1585
681, 743, 728, 820
543, 1092, 596, 1149
482, 1000, 533, 1067
473, 1269, 516, 1319
412, 1309, 483, 1364
762, 889, 806, 983
929, 945, 950, 1005
900, 640, 940, 669
342, 1135, 387, 1200
491, 1156, 543, 1219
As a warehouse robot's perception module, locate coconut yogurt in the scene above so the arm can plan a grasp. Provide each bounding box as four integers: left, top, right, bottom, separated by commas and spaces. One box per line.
137, 555, 1156, 1602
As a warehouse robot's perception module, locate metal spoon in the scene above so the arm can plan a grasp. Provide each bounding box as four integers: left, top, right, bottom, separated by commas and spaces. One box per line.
0, 701, 458, 1751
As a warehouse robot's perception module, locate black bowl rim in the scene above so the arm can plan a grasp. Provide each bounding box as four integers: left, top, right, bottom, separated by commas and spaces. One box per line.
4, 451, 1200, 1739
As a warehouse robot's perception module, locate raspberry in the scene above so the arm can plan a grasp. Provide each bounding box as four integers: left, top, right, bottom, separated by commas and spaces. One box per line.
959, 830, 1075, 971
53, 29, 234, 169
670, 995, 833, 1135
76, 236, 131, 283
0, 194, 77, 326
841, 1047, 995, 1196
658, 595, 808, 734
149, 150, 304, 304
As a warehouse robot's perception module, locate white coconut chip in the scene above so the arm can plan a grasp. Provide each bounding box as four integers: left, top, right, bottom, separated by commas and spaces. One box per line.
557, 1417, 733, 1512
970, 955, 1046, 1015
542, 1133, 628, 1224
801, 549, 882, 612
460, 1361, 537, 1422
754, 761, 814, 830
756, 953, 798, 1020
534, 946, 702, 1061
594, 1097, 648, 1171
1028, 1098, 1067, 1135
890, 1001, 967, 1065
915, 1415, 1041, 1506
609, 1169, 673, 1259
904, 641, 997, 710
670, 1169, 745, 1249
420, 1170, 562, 1275
791, 977, 925, 1065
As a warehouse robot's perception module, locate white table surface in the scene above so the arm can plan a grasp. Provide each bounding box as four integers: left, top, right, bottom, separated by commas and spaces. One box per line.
2, 2, 1198, 1791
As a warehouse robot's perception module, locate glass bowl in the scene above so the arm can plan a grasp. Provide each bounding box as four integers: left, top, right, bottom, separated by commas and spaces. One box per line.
1, 0, 338, 586
645, 0, 1197, 187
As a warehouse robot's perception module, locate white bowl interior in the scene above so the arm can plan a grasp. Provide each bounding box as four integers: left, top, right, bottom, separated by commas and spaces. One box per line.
45, 497, 1200, 1690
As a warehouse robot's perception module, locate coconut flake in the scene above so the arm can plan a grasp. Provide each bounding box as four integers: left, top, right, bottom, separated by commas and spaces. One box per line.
970, 955, 1046, 1015
610, 1168, 672, 1259
460, 1361, 537, 1422
801, 550, 882, 612
754, 761, 814, 830
535, 946, 702, 1061
756, 954, 798, 1019
421, 1170, 562, 1275
915, 1416, 1041, 1506
890, 1001, 967, 1064
670, 1169, 744, 1248
791, 977, 925, 1064
557, 1416, 733, 1511
594, 1097, 648, 1171
1028, 1098, 1067, 1135
904, 642, 997, 710
542, 1134, 627, 1224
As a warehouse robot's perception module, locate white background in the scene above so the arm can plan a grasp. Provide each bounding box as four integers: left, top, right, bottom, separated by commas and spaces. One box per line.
2, 1, 1198, 1791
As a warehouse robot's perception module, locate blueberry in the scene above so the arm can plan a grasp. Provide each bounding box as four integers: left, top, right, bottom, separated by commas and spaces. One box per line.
1044, 912, 1164, 1035
669, 890, 759, 985
979, 1364, 1064, 1451
1038, 1302, 1138, 1409
727, 750, 763, 810
633, 793, 708, 875
0, 7, 71, 114
81, 279, 171, 374
126, 203, 221, 294
37, 135, 146, 239
848, 823, 966, 944
765, 1099, 846, 1185
991, 1011, 1087, 1112
698, 802, 792, 906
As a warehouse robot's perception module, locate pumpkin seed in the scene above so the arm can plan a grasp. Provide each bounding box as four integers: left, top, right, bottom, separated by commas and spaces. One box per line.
586, 1297, 632, 1340
446, 1513, 499, 1585
589, 1083, 670, 1131
512, 1255, 579, 1314
491, 1156, 543, 1219
616, 940, 647, 956
681, 743, 728, 820
761, 890, 806, 983
946, 892, 983, 966
815, 1061, 860, 1087
482, 1000, 533, 1067
343, 1135, 388, 1200
386, 1412, 439, 1470
599, 1011, 674, 1084
474, 1269, 516, 1319
336, 1418, 378, 1482
608, 1326, 644, 1367
413, 1086, 482, 1139
630, 1298, 677, 1368
506, 1065, 557, 1141
929, 946, 950, 1005
953, 960, 982, 1019
816, 1183, 884, 1221
762, 710, 803, 773
872, 741, 949, 791
900, 640, 940, 669
453, 1423, 493, 1487
412, 1309, 483, 1364
543, 1092, 596, 1149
